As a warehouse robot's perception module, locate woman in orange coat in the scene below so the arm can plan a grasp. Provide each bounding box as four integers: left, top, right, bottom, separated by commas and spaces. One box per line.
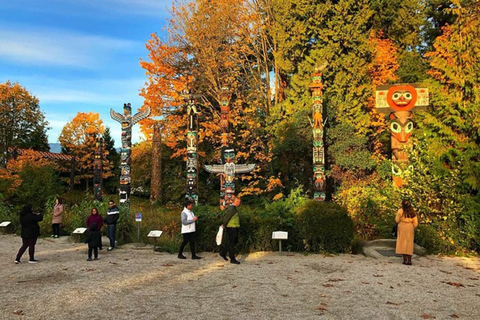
395, 199, 418, 265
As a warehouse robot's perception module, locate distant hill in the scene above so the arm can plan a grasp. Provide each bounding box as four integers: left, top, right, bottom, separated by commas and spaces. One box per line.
49, 143, 62, 153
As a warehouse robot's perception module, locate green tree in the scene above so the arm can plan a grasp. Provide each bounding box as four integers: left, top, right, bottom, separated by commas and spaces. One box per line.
0, 81, 49, 166
102, 127, 120, 194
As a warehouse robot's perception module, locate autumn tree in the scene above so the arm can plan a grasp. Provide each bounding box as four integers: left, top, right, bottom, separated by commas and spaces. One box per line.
141, 0, 277, 200
0, 81, 49, 166
58, 112, 111, 190
0, 150, 62, 212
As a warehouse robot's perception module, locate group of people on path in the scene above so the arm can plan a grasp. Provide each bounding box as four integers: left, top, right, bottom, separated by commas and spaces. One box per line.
178, 190, 242, 264
14, 198, 120, 264
14, 192, 418, 266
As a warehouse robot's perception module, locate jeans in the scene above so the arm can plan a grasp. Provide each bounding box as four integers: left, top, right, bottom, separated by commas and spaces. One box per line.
107, 224, 116, 248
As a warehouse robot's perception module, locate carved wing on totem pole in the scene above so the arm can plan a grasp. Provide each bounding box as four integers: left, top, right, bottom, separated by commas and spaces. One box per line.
110, 109, 125, 123
132, 107, 151, 125
204, 165, 225, 174
204, 163, 256, 174
235, 164, 256, 173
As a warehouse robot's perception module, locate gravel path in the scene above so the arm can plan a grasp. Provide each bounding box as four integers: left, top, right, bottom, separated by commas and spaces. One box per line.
1, 234, 479, 320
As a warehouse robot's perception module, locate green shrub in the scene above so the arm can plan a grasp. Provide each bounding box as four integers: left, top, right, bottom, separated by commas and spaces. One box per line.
296, 200, 354, 253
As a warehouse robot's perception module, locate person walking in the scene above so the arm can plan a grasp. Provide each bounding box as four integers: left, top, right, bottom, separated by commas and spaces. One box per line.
15, 204, 43, 264
84, 223, 102, 261
395, 199, 419, 265
51, 197, 63, 238
219, 192, 241, 264
87, 207, 103, 250
104, 200, 119, 251
178, 199, 201, 260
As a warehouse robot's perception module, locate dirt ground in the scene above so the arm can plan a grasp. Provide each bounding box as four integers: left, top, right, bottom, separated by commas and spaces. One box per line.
1, 234, 479, 320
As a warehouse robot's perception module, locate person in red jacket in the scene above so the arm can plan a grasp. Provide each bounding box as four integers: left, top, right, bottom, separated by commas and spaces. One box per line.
86, 207, 103, 250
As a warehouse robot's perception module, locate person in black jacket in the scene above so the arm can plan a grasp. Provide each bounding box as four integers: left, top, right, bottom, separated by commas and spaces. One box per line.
15, 204, 43, 264
84, 223, 102, 261
104, 200, 119, 251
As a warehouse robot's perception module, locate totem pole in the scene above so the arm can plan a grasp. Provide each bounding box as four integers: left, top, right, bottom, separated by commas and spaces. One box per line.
375, 84, 429, 187
93, 137, 103, 201
110, 103, 151, 204
310, 66, 327, 201
204, 88, 256, 205
185, 94, 201, 204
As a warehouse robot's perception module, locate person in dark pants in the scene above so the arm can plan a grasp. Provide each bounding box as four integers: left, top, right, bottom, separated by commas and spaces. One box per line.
15, 204, 43, 264
104, 200, 119, 251
84, 223, 102, 261
87, 207, 103, 250
219, 192, 241, 264
51, 197, 63, 238
178, 199, 201, 260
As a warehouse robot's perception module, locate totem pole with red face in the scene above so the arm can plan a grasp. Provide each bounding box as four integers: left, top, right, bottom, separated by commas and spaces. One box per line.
376, 84, 429, 187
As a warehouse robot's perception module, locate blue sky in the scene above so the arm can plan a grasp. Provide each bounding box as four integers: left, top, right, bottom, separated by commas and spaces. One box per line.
0, 0, 172, 148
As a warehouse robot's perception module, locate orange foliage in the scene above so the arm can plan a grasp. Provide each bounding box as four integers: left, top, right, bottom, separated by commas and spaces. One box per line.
58, 112, 111, 184
0, 149, 55, 194
367, 30, 400, 159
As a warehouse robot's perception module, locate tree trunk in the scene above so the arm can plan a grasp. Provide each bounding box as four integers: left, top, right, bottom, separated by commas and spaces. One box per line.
150, 122, 162, 204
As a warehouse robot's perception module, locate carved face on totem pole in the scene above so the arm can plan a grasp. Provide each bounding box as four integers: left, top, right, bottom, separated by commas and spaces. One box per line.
375, 84, 429, 188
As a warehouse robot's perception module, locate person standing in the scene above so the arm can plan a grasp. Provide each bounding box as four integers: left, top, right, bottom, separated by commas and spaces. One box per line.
87, 207, 103, 250
15, 204, 43, 264
51, 197, 63, 238
178, 199, 201, 260
84, 223, 102, 261
104, 200, 119, 251
395, 199, 419, 265
219, 192, 241, 264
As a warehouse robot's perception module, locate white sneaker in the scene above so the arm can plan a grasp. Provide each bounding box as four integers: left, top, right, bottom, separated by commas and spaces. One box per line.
28, 260, 38, 264
14, 260, 20, 264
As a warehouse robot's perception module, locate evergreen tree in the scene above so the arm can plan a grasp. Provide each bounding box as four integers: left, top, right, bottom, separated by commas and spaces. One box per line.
102, 127, 120, 194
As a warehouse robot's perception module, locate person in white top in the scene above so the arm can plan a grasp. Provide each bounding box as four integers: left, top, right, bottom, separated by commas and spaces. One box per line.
178, 199, 201, 260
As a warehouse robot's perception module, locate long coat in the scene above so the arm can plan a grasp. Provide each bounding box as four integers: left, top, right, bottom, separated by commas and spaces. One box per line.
395, 209, 419, 255
52, 204, 63, 224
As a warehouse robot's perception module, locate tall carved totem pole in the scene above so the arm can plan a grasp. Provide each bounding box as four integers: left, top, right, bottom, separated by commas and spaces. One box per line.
185, 95, 200, 204
204, 88, 256, 205
110, 103, 151, 203
375, 84, 429, 187
93, 137, 103, 201
310, 68, 326, 201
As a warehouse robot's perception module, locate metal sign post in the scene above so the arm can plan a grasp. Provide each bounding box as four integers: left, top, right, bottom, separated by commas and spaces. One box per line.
135, 213, 142, 242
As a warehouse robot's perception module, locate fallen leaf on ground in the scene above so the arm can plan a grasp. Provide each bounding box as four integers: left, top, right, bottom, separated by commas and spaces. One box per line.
13, 310, 24, 315
322, 284, 334, 287
421, 313, 436, 319
386, 301, 400, 305
440, 270, 452, 274
373, 274, 384, 277
450, 314, 459, 318
444, 281, 465, 287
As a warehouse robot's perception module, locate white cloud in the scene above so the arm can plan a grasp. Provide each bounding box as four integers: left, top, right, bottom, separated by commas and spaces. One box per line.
0, 26, 139, 68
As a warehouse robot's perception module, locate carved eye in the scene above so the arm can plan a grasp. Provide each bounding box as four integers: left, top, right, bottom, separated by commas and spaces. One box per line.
405, 122, 414, 133
392, 93, 401, 100
390, 122, 401, 133
404, 92, 412, 99
392, 164, 402, 176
